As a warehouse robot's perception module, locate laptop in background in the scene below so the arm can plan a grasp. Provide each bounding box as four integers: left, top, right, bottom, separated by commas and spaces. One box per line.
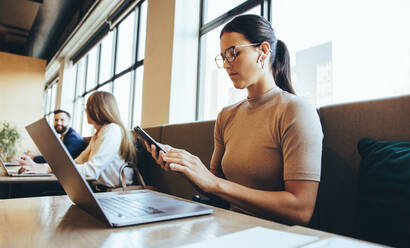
26, 118, 213, 227
1, 159, 19, 166
0, 155, 52, 177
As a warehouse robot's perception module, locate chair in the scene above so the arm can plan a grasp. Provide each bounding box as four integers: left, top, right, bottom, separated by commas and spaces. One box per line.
106, 131, 156, 192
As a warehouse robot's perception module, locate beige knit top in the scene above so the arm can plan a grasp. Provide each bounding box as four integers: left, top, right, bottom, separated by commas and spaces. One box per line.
210, 87, 323, 214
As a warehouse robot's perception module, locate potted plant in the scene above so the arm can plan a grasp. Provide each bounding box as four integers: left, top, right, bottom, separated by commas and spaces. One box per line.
0, 122, 21, 161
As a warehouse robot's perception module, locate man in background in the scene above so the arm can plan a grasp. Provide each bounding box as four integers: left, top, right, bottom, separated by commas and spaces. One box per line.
25, 109, 87, 163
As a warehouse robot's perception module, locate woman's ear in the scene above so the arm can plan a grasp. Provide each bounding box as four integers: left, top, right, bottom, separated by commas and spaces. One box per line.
259, 41, 271, 60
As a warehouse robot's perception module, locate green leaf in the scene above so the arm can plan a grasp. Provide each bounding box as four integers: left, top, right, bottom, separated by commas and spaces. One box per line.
0, 122, 21, 161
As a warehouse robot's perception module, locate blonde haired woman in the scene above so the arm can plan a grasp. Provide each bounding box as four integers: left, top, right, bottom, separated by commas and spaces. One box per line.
20, 91, 136, 189
74, 91, 136, 188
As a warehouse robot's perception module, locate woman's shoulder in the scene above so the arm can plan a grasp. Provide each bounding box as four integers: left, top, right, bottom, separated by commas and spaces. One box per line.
219, 98, 249, 115
216, 99, 247, 123
101, 123, 122, 135
276, 91, 316, 113
273, 92, 321, 127
224, 98, 247, 112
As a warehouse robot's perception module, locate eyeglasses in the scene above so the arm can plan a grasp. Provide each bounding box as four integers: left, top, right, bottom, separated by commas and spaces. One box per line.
214, 43, 260, 69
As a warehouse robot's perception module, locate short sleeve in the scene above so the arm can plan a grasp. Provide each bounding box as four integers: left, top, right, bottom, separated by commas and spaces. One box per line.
210, 109, 225, 177
280, 98, 323, 181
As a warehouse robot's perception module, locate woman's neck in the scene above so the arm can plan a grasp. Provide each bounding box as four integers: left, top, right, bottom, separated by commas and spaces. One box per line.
246, 73, 276, 99
93, 123, 103, 132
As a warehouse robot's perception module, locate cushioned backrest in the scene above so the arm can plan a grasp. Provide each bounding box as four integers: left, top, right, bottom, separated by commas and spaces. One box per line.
158, 120, 215, 199
137, 126, 163, 187
315, 95, 410, 236
139, 121, 215, 200
145, 126, 162, 142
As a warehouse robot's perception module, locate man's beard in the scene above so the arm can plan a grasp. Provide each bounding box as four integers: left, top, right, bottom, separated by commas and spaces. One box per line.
55, 125, 68, 134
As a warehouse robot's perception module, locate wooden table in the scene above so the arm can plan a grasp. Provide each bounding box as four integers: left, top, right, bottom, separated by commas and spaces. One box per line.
0, 192, 289, 248
0, 174, 61, 199
0, 166, 58, 183
0, 166, 92, 199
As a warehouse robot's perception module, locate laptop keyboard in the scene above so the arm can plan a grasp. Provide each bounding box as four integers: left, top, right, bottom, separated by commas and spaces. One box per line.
99, 196, 163, 219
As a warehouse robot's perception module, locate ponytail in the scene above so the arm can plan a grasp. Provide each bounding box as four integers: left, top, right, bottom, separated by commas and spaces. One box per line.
272, 40, 295, 94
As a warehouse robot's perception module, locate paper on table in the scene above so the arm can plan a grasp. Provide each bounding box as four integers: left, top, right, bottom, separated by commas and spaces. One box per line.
180, 226, 319, 248
302, 237, 385, 248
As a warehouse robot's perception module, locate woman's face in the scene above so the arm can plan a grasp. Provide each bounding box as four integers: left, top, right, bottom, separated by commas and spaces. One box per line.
220, 32, 262, 89
85, 107, 93, 125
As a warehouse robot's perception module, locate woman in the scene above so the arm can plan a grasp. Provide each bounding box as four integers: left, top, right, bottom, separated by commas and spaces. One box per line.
146, 15, 323, 225
20, 91, 136, 188
74, 91, 136, 188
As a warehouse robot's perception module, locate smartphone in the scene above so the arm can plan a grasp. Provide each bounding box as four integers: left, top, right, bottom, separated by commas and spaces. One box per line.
134, 126, 167, 154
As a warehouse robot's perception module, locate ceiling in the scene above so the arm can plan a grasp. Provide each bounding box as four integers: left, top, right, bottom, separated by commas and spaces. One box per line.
0, 0, 40, 55
0, 0, 95, 61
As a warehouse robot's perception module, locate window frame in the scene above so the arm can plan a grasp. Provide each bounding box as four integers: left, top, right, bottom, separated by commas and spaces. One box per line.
43, 76, 59, 123
196, 0, 272, 120
71, 0, 147, 134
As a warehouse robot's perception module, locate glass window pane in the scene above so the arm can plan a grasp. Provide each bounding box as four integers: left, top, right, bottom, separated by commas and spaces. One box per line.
199, 9, 260, 120
51, 83, 58, 112
73, 98, 82, 132
43, 90, 49, 115
272, 0, 410, 106
137, 2, 147, 60
132, 66, 144, 127
113, 73, 131, 127
48, 114, 53, 124
47, 87, 53, 113
86, 46, 98, 91
116, 12, 135, 73
47, 89, 52, 113
76, 59, 86, 96
100, 32, 114, 83
81, 94, 93, 137
204, 0, 246, 23
99, 82, 113, 93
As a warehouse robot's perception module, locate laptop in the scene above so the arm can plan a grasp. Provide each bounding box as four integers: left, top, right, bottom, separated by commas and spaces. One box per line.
1, 158, 19, 167
26, 118, 213, 227
0, 155, 52, 177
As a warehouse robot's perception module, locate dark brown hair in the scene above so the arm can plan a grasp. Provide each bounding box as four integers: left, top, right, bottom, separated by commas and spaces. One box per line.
54, 109, 71, 119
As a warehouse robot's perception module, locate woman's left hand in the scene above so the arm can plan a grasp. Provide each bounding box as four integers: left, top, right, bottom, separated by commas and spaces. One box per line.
161, 148, 218, 193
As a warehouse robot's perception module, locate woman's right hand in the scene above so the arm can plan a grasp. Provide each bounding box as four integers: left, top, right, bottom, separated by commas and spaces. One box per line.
143, 141, 173, 170
18, 155, 50, 174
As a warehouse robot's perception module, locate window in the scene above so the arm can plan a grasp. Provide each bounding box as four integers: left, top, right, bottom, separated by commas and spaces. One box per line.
198, 0, 410, 120
197, 0, 269, 121
271, 0, 410, 107
81, 93, 92, 137
116, 11, 136, 74
113, 73, 132, 126
72, 58, 86, 132
43, 77, 59, 123
204, 0, 247, 23
99, 32, 114, 83
71, 0, 147, 135
85, 46, 98, 92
